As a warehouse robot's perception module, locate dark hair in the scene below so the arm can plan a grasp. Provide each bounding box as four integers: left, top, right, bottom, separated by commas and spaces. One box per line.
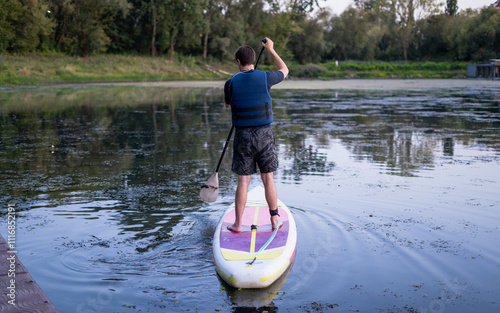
234, 45, 255, 66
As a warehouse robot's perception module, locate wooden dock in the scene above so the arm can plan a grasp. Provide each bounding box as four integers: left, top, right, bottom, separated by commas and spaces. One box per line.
0, 234, 58, 312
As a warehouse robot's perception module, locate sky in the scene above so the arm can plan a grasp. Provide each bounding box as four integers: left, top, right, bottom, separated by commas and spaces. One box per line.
322, 0, 498, 15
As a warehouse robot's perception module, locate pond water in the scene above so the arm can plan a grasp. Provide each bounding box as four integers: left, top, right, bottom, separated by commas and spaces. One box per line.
0, 83, 499, 313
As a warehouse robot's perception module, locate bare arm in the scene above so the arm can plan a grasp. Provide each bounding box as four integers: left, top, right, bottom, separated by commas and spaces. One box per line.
224, 79, 231, 108
262, 38, 289, 78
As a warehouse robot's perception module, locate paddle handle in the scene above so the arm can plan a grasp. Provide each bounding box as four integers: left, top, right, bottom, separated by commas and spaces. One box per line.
215, 38, 267, 173
255, 38, 267, 69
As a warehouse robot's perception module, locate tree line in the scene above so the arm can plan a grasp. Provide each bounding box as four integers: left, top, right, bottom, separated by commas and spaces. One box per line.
1, 0, 499, 63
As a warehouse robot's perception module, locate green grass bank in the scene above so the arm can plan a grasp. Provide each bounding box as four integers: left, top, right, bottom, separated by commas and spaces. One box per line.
0, 53, 468, 86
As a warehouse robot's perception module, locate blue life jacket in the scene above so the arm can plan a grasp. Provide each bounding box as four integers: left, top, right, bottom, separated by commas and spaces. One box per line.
230, 70, 273, 127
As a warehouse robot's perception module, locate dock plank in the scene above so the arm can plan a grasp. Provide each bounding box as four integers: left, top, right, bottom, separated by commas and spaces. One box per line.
0, 234, 58, 312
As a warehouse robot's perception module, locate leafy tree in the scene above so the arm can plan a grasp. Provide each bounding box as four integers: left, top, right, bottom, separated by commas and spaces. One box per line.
445, 0, 458, 17
116, 0, 157, 55
0, 0, 23, 52
2, 0, 498, 65
441, 7, 500, 61
328, 7, 370, 60
269, 0, 322, 13
103, 3, 137, 54
354, 0, 379, 10
150, 0, 159, 57
0, 0, 54, 53
50, 0, 130, 57
289, 12, 326, 63
394, 0, 440, 60
202, 0, 225, 59
349, 0, 401, 60
264, 0, 322, 61
261, 9, 300, 62
356, 0, 398, 60
441, 11, 473, 60
17, 0, 55, 52
209, 0, 266, 61
448, 7, 500, 61
417, 14, 448, 60
164, 0, 206, 59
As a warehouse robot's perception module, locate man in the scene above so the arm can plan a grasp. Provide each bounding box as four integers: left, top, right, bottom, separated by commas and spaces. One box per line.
224, 37, 289, 233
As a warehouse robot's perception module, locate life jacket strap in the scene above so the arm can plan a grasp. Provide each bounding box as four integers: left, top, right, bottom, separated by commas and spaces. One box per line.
234, 111, 273, 120
233, 102, 272, 121
233, 102, 272, 113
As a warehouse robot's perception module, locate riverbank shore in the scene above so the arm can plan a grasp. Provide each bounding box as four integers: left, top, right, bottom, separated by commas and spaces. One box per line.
2, 78, 498, 92
0, 53, 469, 86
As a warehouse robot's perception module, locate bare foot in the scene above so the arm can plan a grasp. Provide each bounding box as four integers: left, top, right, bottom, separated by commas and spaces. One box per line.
227, 224, 241, 233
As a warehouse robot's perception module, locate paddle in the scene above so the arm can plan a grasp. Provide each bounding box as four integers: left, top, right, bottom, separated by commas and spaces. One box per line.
200, 38, 267, 202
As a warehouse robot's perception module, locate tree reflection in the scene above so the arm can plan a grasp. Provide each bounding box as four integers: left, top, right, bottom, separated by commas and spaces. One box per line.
274, 89, 500, 177
280, 138, 336, 182
1, 87, 499, 249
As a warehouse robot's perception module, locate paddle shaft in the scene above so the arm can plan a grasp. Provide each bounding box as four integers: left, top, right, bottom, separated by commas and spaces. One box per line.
214, 39, 267, 173
215, 125, 233, 173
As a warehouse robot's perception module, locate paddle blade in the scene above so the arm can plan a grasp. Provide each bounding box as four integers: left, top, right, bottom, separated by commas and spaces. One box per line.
200, 172, 219, 202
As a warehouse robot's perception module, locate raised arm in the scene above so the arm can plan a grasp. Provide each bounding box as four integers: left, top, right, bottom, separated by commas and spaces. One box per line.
262, 38, 289, 78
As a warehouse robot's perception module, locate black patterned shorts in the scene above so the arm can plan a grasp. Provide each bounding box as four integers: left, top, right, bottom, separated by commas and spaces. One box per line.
232, 125, 278, 175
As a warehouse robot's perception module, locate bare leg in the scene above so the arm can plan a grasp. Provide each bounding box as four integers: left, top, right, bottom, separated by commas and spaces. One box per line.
261, 172, 279, 230
227, 175, 251, 232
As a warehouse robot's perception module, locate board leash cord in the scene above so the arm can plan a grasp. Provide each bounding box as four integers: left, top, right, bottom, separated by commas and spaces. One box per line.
247, 218, 282, 266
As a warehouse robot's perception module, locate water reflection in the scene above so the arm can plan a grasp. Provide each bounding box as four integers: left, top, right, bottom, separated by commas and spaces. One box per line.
0, 85, 499, 312
273, 89, 500, 177
2, 86, 499, 236
280, 141, 336, 181
218, 260, 294, 312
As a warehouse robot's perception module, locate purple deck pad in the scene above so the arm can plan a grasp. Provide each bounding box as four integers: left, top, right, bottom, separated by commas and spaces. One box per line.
220, 206, 289, 253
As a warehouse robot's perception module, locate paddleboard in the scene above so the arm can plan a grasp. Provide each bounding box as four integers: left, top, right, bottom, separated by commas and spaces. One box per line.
213, 186, 297, 288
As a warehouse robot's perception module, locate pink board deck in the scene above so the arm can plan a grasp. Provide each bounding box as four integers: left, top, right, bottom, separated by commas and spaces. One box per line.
213, 186, 297, 288
220, 206, 289, 253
